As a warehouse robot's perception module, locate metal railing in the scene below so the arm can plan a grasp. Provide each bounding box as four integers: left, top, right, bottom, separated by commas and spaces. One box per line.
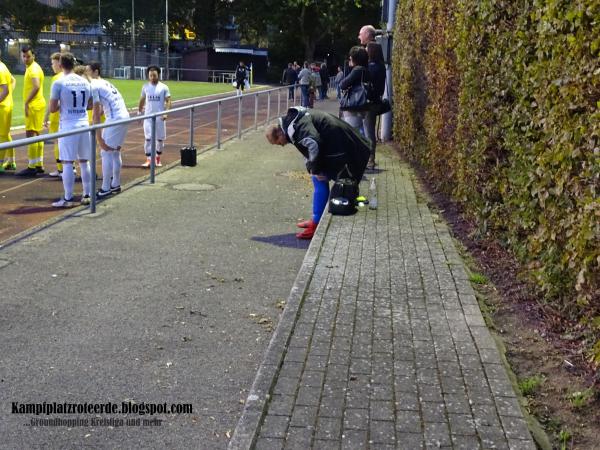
0, 84, 298, 214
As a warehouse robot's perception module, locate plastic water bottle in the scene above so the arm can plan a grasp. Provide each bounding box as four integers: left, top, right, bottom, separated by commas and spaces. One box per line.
369, 177, 377, 210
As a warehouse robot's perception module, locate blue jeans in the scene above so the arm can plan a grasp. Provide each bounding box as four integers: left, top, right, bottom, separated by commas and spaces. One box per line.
300, 85, 309, 107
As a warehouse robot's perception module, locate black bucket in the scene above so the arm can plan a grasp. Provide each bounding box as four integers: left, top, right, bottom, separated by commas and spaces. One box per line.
180, 147, 197, 167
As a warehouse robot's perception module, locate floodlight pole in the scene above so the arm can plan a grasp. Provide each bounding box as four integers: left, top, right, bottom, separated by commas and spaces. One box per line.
131, 0, 136, 80
165, 0, 169, 80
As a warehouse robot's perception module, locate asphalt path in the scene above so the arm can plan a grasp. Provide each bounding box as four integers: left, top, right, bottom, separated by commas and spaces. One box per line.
0, 88, 296, 244
0, 96, 314, 449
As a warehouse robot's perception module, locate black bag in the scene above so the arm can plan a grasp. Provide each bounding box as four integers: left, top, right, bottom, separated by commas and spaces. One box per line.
371, 98, 391, 116
180, 146, 197, 166
329, 167, 359, 216
339, 71, 371, 111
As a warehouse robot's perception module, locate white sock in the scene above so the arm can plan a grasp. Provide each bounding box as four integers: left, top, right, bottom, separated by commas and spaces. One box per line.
157, 140, 164, 154
112, 151, 122, 188
79, 161, 91, 196
101, 150, 113, 191
62, 162, 74, 200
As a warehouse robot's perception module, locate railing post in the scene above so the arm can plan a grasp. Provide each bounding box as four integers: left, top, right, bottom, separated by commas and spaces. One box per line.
150, 116, 156, 184
189, 107, 194, 148
237, 96, 242, 139
90, 129, 97, 213
286, 87, 289, 111
266, 92, 271, 124
217, 101, 222, 149
254, 94, 258, 130
277, 89, 281, 118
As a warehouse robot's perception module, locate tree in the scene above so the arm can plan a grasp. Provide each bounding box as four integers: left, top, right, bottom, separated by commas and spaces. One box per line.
0, 0, 60, 48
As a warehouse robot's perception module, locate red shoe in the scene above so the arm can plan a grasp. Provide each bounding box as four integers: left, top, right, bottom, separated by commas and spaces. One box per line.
297, 219, 315, 229
296, 221, 317, 239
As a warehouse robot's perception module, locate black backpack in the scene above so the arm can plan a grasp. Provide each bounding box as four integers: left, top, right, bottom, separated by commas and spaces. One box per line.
329, 166, 359, 216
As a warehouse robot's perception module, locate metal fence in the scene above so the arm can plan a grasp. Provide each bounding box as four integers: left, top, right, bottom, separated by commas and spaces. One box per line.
0, 85, 299, 214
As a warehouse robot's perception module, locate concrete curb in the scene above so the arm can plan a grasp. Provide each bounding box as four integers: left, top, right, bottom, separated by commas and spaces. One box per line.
228, 213, 331, 450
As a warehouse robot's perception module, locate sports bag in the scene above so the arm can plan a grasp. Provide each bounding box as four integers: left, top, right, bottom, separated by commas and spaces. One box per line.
329, 166, 359, 216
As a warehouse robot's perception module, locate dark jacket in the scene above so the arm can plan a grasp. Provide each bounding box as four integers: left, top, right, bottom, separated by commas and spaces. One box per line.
280, 107, 370, 181
235, 65, 248, 83
319, 65, 329, 86
339, 66, 369, 92
282, 67, 298, 84
368, 61, 386, 100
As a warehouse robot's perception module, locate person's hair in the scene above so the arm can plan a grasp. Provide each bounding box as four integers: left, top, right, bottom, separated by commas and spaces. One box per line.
349, 46, 368, 67
60, 53, 75, 70
88, 60, 102, 77
265, 124, 283, 142
303, 61, 309, 68
73, 65, 86, 76
361, 25, 376, 40
147, 65, 160, 76
21, 45, 34, 54
366, 42, 385, 64
51, 52, 61, 61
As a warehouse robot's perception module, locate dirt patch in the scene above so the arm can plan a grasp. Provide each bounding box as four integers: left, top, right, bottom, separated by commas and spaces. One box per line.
399, 150, 600, 449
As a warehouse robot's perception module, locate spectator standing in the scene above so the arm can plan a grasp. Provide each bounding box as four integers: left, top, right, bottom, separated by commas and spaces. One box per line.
339, 46, 370, 132
334, 66, 344, 99
282, 63, 298, 100
310, 63, 322, 103
319, 63, 329, 100
364, 42, 386, 169
358, 25, 377, 46
297, 62, 312, 108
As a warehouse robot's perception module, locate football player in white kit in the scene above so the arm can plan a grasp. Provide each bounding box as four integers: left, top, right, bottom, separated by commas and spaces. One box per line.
138, 65, 171, 167
85, 61, 130, 198
49, 53, 93, 207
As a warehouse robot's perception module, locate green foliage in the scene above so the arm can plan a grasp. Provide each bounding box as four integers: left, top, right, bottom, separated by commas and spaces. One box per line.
0, 0, 59, 48
559, 429, 572, 450
393, 0, 600, 362
469, 272, 488, 285
518, 375, 544, 396
566, 388, 595, 409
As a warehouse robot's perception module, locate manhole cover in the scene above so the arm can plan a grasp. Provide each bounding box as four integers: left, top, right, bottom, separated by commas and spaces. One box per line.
172, 183, 217, 192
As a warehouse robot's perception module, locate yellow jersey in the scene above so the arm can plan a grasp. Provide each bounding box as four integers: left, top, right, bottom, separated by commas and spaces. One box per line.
0, 61, 13, 109
48, 72, 63, 127
23, 61, 46, 109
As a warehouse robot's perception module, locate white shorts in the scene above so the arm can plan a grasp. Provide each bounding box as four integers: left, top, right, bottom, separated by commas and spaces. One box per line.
143, 118, 166, 141
102, 123, 128, 150
58, 124, 92, 161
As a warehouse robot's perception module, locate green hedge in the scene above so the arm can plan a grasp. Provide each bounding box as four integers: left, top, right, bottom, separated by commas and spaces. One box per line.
393, 0, 600, 362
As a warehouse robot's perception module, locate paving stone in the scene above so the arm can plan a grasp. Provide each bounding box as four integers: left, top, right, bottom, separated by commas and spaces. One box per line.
315, 416, 342, 441
370, 420, 396, 444
349, 358, 371, 375
448, 413, 477, 436
295, 386, 321, 406
290, 405, 318, 428
260, 415, 291, 439
424, 422, 452, 447
488, 374, 518, 398
273, 376, 300, 396
472, 403, 502, 428
419, 383, 444, 403
341, 430, 367, 449
396, 409, 422, 433
268, 394, 295, 416
441, 376, 467, 394
451, 434, 482, 450
313, 439, 340, 449
477, 425, 509, 449
301, 370, 325, 388
396, 390, 420, 411
396, 432, 425, 449
284, 426, 313, 449
255, 437, 285, 450
370, 400, 395, 421
444, 392, 472, 415
499, 416, 532, 441
279, 362, 303, 379
494, 396, 524, 418
507, 439, 537, 450
318, 395, 344, 418
370, 383, 394, 401
421, 401, 447, 423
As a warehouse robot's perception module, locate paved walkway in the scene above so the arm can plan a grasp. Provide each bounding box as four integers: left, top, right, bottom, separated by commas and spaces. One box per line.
230, 104, 536, 449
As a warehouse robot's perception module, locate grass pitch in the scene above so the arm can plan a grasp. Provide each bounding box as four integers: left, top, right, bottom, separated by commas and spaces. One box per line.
9, 75, 237, 127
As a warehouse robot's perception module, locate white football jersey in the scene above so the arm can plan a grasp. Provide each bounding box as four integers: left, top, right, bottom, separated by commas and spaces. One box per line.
50, 73, 92, 127
141, 82, 170, 115
91, 78, 130, 121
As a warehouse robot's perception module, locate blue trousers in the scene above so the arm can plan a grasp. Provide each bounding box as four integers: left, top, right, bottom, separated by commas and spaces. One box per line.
312, 176, 330, 223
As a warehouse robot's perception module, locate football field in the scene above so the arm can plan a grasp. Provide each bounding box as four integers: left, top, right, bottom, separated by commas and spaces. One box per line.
9, 75, 236, 127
